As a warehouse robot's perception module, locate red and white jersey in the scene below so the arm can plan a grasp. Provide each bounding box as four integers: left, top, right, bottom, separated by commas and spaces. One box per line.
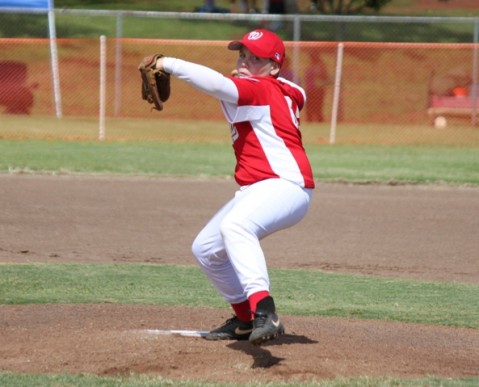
222, 76, 314, 188
163, 58, 315, 189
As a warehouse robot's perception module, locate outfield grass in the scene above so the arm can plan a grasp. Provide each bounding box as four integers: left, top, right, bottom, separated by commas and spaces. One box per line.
1, 116, 479, 185
1, 138, 478, 185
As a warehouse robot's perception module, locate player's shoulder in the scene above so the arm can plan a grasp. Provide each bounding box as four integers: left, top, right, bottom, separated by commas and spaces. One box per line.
277, 77, 304, 91
276, 77, 306, 102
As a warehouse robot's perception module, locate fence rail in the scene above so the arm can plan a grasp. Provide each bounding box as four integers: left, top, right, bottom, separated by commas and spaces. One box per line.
1, 8, 479, 42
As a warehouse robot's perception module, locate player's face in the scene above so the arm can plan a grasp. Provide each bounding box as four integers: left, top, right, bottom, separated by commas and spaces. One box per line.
236, 47, 278, 77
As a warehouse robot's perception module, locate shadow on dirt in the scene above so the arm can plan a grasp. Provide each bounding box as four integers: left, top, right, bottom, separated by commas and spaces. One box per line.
227, 334, 318, 368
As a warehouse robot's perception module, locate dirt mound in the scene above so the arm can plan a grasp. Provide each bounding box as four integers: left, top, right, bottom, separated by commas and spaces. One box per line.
1, 304, 478, 383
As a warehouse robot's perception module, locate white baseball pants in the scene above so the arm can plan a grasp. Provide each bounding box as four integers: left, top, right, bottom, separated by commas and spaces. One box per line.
192, 178, 312, 304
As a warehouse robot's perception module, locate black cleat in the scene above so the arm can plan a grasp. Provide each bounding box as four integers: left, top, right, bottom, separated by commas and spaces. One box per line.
249, 310, 284, 345
203, 316, 253, 341
249, 296, 285, 345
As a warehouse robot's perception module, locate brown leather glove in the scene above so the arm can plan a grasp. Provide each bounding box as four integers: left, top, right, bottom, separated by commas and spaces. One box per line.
138, 54, 171, 111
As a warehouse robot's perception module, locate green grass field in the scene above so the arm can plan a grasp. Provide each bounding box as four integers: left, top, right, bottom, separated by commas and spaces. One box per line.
1, 139, 478, 185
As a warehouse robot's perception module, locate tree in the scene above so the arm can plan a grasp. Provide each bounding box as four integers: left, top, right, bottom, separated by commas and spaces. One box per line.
314, 0, 455, 15
315, 0, 392, 14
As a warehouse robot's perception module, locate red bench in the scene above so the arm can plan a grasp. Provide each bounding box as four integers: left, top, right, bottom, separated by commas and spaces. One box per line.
427, 91, 479, 128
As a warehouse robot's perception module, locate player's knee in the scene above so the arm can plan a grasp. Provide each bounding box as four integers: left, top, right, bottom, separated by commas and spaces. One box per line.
191, 235, 217, 265
192, 238, 228, 269
191, 241, 210, 270
191, 235, 205, 261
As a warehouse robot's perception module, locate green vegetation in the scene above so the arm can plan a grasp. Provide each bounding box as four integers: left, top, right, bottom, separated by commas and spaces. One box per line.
0, 372, 477, 387
2, 263, 478, 328
1, 138, 478, 185
51, 0, 479, 18
55, 0, 224, 12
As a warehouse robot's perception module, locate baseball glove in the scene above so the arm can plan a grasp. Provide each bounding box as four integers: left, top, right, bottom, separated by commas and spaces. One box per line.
138, 54, 171, 111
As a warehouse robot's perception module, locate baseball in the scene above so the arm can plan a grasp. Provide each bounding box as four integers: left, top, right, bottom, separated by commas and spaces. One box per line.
434, 116, 447, 129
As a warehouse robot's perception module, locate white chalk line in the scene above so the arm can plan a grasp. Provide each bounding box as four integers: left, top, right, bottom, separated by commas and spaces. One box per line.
139, 329, 209, 337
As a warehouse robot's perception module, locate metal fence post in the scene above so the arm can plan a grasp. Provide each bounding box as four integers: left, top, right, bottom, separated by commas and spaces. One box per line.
471, 19, 478, 126
114, 13, 123, 116
330, 42, 344, 145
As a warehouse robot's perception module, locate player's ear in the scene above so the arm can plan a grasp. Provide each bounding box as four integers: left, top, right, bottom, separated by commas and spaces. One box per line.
270, 63, 280, 77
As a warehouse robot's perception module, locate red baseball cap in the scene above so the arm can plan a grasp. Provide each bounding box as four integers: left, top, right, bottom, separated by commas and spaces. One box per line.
228, 29, 285, 66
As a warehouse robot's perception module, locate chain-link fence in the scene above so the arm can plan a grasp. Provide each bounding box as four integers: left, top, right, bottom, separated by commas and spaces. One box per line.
1, 10, 479, 145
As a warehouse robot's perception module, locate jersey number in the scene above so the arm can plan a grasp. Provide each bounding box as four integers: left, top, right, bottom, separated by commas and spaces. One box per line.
230, 123, 239, 142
